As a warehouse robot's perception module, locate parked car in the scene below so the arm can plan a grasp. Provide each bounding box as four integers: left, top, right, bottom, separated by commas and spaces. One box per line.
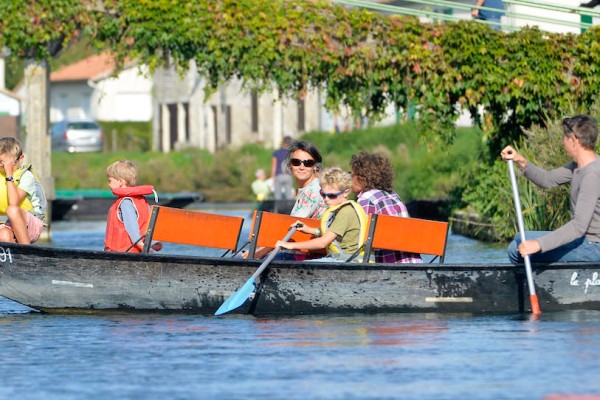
50, 119, 104, 153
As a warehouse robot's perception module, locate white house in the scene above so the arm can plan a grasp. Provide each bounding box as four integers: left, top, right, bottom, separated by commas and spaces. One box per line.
49, 53, 152, 123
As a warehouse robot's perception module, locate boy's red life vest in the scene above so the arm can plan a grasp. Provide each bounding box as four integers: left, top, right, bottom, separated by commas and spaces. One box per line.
104, 185, 155, 252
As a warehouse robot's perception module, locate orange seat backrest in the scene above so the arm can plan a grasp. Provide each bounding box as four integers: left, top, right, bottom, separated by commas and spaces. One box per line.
247, 210, 325, 257
143, 206, 244, 252
365, 214, 449, 262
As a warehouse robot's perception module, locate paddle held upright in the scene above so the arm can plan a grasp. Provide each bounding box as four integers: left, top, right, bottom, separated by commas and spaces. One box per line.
508, 160, 541, 315
214, 225, 299, 316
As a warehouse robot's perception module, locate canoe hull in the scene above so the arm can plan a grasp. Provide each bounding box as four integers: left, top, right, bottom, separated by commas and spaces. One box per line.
0, 243, 599, 315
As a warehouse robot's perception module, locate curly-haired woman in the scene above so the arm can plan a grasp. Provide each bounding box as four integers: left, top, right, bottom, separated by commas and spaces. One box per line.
350, 151, 422, 264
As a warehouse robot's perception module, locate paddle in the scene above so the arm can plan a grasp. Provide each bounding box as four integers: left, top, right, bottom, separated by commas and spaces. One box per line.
507, 160, 542, 315
214, 225, 299, 316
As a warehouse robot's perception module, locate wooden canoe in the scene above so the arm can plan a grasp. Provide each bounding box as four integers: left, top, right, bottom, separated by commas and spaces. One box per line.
0, 242, 599, 315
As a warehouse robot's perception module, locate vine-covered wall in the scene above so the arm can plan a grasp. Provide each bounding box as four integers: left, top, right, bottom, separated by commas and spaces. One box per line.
2, 0, 600, 151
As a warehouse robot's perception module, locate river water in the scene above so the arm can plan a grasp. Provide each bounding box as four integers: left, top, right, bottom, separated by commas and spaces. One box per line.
1, 209, 600, 399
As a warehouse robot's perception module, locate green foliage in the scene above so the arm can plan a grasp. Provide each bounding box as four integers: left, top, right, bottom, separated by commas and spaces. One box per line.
0, 0, 90, 59
307, 122, 482, 201
48, 35, 99, 71
458, 159, 516, 240
4, 57, 24, 90
90, 3, 600, 154
2, 0, 600, 157
5, 35, 99, 90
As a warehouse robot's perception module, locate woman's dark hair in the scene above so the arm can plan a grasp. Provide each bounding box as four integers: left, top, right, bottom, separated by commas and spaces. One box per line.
350, 151, 394, 193
285, 140, 323, 172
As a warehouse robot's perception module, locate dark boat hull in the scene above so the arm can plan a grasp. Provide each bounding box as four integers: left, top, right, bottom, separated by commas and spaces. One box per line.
51, 192, 203, 221
0, 243, 598, 315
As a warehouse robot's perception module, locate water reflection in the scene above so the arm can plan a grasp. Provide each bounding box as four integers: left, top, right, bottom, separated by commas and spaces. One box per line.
256, 315, 448, 347
2, 306, 600, 398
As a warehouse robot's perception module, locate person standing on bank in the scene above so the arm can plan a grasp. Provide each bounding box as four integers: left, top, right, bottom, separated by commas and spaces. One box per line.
501, 115, 600, 263
271, 136, 294, 201
472, 0, 505, 30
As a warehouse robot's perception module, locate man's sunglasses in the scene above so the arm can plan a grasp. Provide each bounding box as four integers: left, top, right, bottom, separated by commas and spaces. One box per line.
319, 189, 346, 199
290, 158, 317, 168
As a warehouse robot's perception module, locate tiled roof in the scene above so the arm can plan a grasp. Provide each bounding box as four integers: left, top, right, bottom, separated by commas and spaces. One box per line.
50, 53, 116, 82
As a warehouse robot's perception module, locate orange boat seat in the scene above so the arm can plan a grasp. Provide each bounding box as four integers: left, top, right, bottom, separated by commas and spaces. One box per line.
141, 205, 244, 256
361, 214, 449, 263
245, 210, 326, 259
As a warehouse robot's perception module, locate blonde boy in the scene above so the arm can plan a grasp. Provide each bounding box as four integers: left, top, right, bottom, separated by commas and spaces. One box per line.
0, 137, 45, 244
104, 160, 161, 252
276, 166, 367, 261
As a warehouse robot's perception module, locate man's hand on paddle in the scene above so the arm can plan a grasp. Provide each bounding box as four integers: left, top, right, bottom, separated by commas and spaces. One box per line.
500, 146, 528, 170
502, 147, 541, 256
518, 239, 541, 257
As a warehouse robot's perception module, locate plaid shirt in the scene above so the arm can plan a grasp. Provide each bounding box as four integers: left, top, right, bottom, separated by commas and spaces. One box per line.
358, 189, 423, 264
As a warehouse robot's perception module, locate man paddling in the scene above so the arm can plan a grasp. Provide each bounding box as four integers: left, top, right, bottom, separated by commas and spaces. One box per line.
501, 115, 600, 263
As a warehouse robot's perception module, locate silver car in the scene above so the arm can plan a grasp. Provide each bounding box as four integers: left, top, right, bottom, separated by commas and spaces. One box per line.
51, 119, 104, 153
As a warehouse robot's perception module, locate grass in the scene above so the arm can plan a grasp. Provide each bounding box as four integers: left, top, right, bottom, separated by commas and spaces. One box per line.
51, 123, 484, 203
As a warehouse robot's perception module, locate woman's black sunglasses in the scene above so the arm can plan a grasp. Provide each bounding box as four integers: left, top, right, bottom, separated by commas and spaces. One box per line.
319, 189, 346, 199
290, 158, 317, 168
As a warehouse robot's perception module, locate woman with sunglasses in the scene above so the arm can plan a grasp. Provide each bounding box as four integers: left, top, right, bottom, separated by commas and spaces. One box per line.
243, 140, 326, 260
501, 115, 600, 264
350, 152, 422, 264
276, 166, 368, 261
286, 140, 326, 220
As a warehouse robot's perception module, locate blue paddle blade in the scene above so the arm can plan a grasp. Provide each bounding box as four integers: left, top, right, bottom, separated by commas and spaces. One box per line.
214, 277, 256, 316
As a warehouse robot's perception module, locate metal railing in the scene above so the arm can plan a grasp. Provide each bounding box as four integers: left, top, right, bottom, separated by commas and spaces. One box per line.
332, 0, 599, 32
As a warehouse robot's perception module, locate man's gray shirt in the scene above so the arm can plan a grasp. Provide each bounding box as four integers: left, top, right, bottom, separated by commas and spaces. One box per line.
523, 157, 600, 252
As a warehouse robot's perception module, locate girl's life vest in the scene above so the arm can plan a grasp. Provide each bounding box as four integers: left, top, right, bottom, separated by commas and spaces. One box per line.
0, 164, 47, 219
104, 185, 156, 252
320, 200, 368, 258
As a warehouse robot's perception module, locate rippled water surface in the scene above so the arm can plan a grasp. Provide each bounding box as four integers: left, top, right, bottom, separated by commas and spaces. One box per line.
2, 210, 600, 399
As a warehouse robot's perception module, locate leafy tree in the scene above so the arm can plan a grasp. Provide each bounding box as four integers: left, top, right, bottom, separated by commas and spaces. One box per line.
2, 0, 600, 153
0, 0, 90, 59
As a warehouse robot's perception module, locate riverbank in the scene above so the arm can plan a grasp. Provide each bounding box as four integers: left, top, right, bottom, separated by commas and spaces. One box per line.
51, 123, 483, 204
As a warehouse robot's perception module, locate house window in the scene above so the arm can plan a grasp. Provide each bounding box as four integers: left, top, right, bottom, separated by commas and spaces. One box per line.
251, 91, 258, 133
297, 99, 305, 132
